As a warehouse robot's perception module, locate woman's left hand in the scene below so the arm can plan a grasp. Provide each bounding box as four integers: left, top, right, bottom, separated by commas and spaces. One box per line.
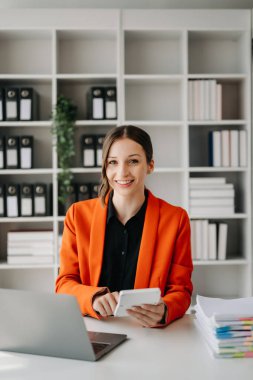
127, 299, 166, 327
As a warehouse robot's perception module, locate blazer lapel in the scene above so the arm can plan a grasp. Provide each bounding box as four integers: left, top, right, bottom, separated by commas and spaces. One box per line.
89, 198, 108, 286
134, 191, 160, 289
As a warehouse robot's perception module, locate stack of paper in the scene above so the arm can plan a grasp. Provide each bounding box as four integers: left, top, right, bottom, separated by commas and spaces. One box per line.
7, 230, 54, 265
195, 295, 253, 358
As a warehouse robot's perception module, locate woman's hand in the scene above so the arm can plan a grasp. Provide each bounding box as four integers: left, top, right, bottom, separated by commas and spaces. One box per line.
92, 291, 119, 318
127, 299, 166, 327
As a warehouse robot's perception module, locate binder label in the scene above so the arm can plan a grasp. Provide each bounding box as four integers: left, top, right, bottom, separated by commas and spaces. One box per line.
0, 100, 3, 120
6, 102, 17, 119
21, 198, 32, 216
7, 196, 18, 217
0, 197, 3, 214
35, 197, 46, 214
20, 99, 32, 120
20, 147, 32, 169
96, 149, 103, 166
0, 151, 3, 168
7, 150, 18, 166
83, 149, 95, 166
106, 101, 116, 119
93, 98, 103, 119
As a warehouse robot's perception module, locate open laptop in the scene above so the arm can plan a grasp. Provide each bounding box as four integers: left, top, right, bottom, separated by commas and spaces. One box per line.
0, 288, 127, 361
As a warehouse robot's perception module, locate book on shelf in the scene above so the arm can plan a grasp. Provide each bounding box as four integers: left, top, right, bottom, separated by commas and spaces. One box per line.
188, 79, 222, 121
230, 130, 239, 167
221, 130, 230, 167
190, 206, 233, 216
190, 220, 228, 261
8, 247, 54, 256
190, 197, 234, 206
208, 129, 246, 168
190, 188, 235, 198
209, 131, 221, 167
189, 177, 226, 185
7, 255, 54, 265
239, 130, 247, 167
217, 223, 228, 260
208, 223, 217, 260
7, 230, 54, 241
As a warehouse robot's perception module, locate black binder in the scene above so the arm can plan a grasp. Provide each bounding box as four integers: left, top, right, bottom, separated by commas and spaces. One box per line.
62, 184, 76, 214
20, 136, 33, 169
19, 88, 37, 121
5, 88, 19, 121
96, 135, 105, 167
76, 183, 90, 201
90, 183, 99, 198
20, 184, 33, 217
0, 88, 5, 121
6, 136, 19, 169
34, 184, 47, 216
87, 87, 104, 120
81, 135, 96, 167
6, 184, 19, 217
0, 136, 5, 169
104, 87, 117, 120
0, 184, 5, 217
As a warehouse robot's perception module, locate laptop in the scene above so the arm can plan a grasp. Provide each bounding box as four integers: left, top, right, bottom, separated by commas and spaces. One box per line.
0, 288, 127, 361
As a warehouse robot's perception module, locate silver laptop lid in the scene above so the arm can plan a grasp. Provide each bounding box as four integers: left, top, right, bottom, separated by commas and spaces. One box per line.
0, 288, 96, 361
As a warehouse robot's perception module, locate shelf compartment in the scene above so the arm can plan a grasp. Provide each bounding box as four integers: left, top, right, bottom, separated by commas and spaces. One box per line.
189, 124, 247, 168
124, 30, 183, 75
139, 124, 184, 168
0, 267, 55, 291
189, 171, 248, 214
188, 31, 248, 74
145, 172, 185, 206
125, 80, 182, 121
192, 265, 250, 299
57, 78, 116, 120
56, 30, 117, 75
0, 30, 52, 75
0, 79, 52, 121
0, 126, 53, 168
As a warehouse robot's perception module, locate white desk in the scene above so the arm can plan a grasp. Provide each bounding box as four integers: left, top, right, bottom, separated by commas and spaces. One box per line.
0, 315, 252, 380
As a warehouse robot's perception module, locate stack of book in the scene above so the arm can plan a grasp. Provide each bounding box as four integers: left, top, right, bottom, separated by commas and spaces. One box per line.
209, 129, 247, 167
195, 295, 253, 358
188, 79, 222, 121
190, 220, 228, 260
7, 230, 54, 265
189, 177, 235, 216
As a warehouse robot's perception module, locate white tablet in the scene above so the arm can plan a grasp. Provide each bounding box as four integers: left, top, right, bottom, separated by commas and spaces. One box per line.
114, 288, 161, 317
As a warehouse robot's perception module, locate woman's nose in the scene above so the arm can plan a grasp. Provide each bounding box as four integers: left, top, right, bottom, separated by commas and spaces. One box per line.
118, 163, 129, 177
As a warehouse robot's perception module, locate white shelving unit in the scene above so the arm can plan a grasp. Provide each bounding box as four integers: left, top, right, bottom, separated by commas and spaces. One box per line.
0, 9, 251, 300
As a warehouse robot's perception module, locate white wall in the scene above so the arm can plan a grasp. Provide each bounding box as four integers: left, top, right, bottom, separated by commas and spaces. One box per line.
0, 0, 253, 9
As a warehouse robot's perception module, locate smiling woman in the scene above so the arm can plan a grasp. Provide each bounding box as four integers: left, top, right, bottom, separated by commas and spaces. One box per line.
56, 125, 193, 328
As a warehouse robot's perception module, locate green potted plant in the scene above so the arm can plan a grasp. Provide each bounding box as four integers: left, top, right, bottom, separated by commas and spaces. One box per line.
52, 95, 77, 206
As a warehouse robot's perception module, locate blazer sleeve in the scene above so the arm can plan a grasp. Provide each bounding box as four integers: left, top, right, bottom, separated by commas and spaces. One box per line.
162, 209, 193, 325
55, 204, 108, 319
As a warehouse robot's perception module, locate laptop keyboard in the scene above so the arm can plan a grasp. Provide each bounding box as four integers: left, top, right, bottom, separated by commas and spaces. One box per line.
92, 342, 110, 354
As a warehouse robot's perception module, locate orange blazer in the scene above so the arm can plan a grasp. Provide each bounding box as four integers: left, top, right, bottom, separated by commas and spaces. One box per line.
55, 190, 193, 325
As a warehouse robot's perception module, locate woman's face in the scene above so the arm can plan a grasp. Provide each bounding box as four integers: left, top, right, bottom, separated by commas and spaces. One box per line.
106, 137, 154, 198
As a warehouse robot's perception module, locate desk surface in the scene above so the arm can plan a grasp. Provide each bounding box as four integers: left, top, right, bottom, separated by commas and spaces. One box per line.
0, 315, 252, 380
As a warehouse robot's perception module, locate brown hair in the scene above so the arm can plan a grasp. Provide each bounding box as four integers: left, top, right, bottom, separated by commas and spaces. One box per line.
99, 125, 153, 206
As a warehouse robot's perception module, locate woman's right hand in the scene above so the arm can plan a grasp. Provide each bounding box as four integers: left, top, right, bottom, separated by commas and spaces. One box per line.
92, 291, 119, 317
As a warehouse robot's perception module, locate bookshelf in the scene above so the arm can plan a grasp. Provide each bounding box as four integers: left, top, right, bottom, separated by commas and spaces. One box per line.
0, 9, 251, 300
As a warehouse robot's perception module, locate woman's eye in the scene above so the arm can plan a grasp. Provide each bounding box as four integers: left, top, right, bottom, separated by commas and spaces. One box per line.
129, 159, 139, 165
108, 160, 117, 165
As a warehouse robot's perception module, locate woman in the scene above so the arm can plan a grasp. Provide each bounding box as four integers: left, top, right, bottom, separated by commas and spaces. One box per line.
56, 125, 193, 327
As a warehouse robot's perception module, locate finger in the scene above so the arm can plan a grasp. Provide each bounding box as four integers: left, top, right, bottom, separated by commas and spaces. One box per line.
104, 293, 118, 313
94, 299, 109, 317
127, 309, 156, 327
140, 302, 165, 315
100, 297, 114, 316
131, 305, 162, 322
112, 291, 119, 303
